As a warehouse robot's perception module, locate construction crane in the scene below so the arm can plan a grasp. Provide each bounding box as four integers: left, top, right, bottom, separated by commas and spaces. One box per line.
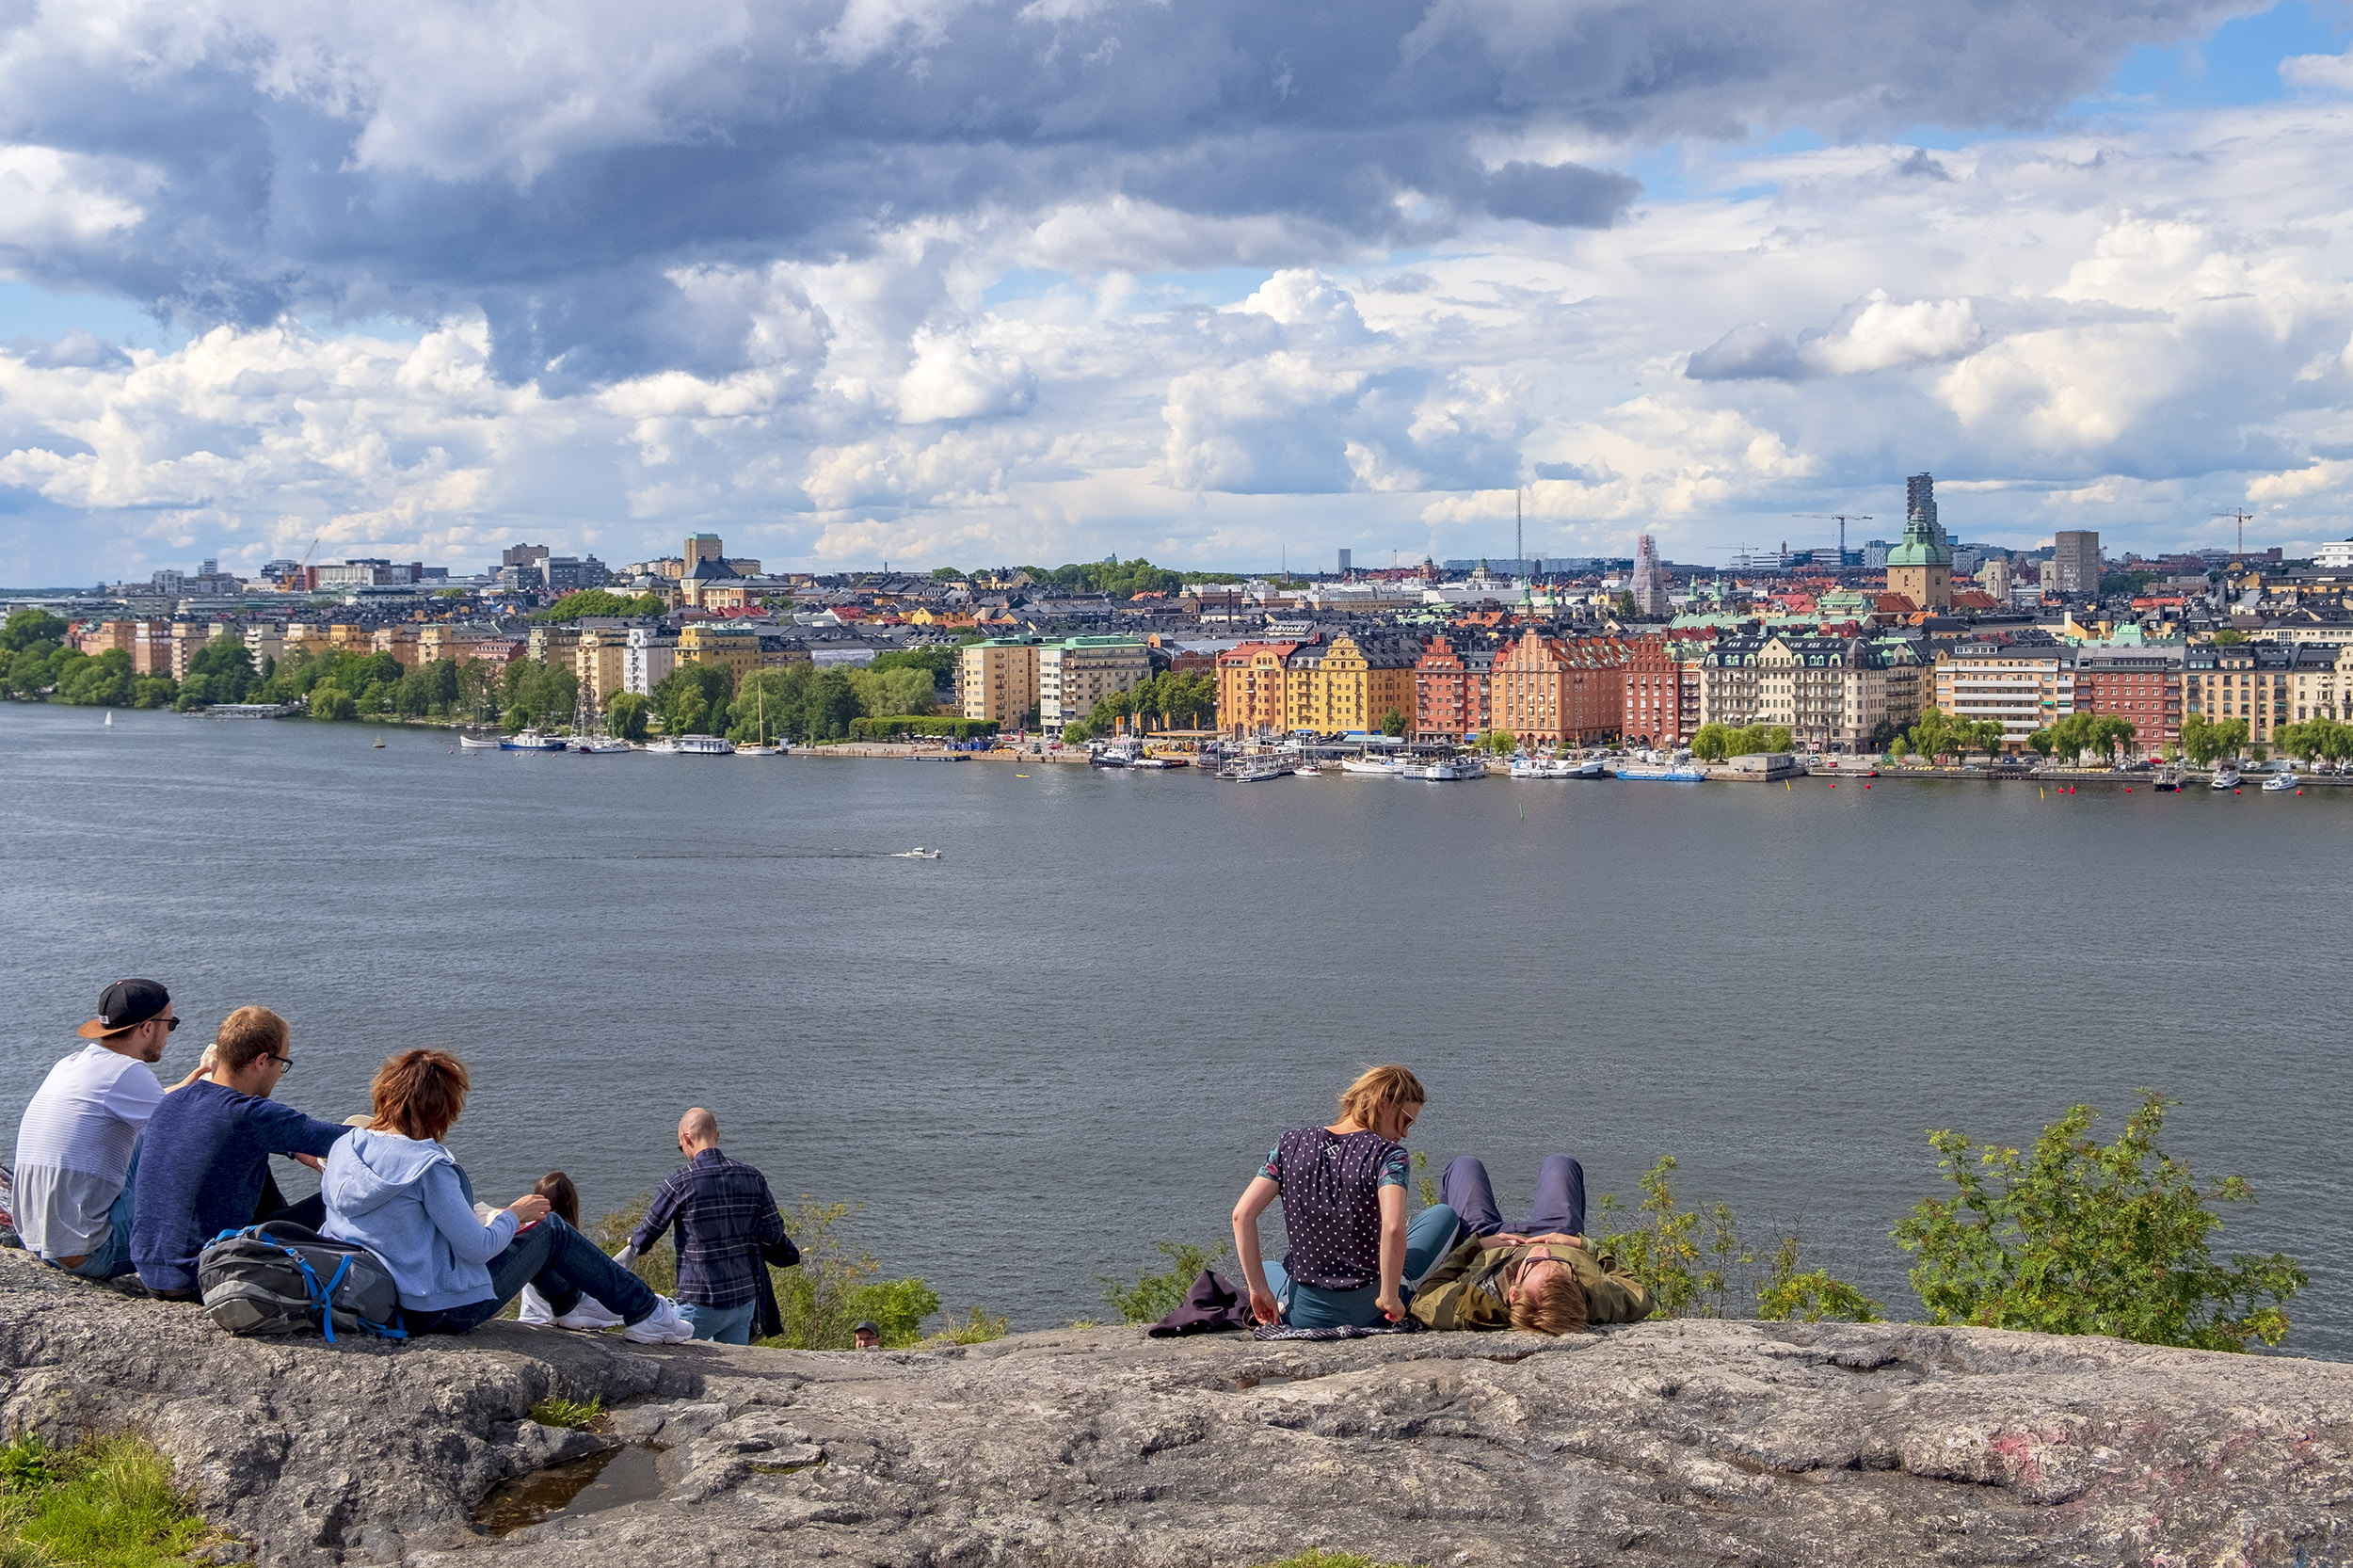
2215, 510, 2255, 559
1792, 514, 1874, 565
285, 535, 321, 593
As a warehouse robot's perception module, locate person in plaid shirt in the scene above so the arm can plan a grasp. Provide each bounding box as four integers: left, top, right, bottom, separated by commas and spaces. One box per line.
623, 1107, 787, 1343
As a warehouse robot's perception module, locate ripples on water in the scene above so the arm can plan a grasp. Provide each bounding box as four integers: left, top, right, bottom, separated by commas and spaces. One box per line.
2, 708, 2343, 1355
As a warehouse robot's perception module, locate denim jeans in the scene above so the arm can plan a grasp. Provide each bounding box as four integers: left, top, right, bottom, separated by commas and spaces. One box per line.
48, 1144, 140, 1282
1442, 1155, 1586, 1240
1264, 1203, 1462, 1329
404, 1215, 659, 1336
680, 1299, 757, 1344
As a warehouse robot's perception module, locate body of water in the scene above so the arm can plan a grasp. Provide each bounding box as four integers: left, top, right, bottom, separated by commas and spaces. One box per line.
2, 706, 2343, 1353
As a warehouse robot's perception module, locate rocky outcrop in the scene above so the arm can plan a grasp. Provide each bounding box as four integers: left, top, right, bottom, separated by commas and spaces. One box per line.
1, 1251, 2347, 1566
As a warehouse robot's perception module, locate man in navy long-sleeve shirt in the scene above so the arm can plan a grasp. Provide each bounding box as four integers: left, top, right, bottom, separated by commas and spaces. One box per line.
132, 1006, 350, 1297
625, 1107, 786, 1344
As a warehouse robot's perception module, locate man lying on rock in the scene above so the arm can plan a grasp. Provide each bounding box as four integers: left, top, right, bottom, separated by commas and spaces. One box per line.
130, 1005, 352, 1301
1408, 1154, 1655, 1335
319, 1048, 695, 1343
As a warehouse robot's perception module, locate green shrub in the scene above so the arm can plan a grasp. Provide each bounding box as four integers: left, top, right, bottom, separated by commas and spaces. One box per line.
587, 1195, 999, 1350
1893, 1091, 2305, 1351
0, 1436, 56, 1495
527, 1399, 603, 1431
1597, 1156, 1876, 1323
1097, 1240, 1230, 1325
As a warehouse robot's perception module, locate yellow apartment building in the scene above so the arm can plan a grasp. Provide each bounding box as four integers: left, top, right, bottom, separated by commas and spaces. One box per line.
961, 638, 1042, 727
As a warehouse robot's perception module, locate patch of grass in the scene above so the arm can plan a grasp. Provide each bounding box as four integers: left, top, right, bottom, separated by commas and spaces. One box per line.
527, 1398, 604, 1431
0, 1436, 57, 1495
7, 1432, 204, 1568
1254, 1553, 1423, 1568
920, 1306, 1008, 1347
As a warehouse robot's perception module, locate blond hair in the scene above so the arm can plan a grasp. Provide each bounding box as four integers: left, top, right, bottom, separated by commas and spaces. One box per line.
1510, 1265, 1589, 1336
214, 1006, 288, 1074
1337, 1064, 1426, 1130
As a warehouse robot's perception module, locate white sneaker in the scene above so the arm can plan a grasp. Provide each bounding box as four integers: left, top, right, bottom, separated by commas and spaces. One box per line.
553, 1297, 626, 1331
622, 1297, 696, 1344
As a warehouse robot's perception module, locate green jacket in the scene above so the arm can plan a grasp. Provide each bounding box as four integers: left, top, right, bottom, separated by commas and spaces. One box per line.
1408, 1237, 1656, 1331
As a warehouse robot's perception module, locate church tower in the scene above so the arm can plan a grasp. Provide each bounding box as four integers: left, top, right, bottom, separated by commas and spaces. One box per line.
1883, 472, 1953, 610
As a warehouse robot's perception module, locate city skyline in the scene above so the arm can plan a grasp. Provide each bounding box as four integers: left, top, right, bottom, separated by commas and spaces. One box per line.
2, 3, 2353, 583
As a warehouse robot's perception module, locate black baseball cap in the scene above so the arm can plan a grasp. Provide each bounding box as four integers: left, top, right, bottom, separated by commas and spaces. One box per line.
853, 1320, 880, 1336
77, 979, 171, 1039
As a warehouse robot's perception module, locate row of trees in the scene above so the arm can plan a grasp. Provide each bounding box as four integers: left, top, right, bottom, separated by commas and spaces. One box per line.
1060, 670, 1217, 744
638, 661, 942, 744
1690, 722, 1795, 760
534, 589, 667, 622
2273, 717, 2353, 766
1894, 707, 2005, 761
2025, 712, 2137, 764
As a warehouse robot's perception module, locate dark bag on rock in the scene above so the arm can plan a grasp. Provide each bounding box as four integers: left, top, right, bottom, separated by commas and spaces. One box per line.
1147, 1269, 1254, 1336
197, 1221, 406, 1341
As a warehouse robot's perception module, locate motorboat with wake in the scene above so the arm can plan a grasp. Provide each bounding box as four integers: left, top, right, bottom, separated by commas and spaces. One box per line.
893, 847, 944, 858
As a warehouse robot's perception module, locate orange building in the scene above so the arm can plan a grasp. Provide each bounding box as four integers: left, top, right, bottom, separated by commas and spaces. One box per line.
1489, 631, 1628, 744
1414, 635, 1490, 742
1621, 633, 1700, 747
1216, 640, 1301, 736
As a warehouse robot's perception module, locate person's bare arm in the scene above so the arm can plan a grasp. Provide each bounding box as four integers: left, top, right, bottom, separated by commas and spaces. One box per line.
1230, 1176, 1281, 1324
1375, 1184, 1407, 1321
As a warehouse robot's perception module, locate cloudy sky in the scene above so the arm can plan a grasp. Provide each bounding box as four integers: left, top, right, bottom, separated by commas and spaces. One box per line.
4, 0, 2353, 583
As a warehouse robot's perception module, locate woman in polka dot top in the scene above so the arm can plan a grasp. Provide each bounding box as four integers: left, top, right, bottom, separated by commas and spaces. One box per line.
1229, 1064, 1463, 1330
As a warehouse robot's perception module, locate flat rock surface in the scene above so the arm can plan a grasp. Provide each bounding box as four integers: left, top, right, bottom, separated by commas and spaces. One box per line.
1, 1252, 2348, 1566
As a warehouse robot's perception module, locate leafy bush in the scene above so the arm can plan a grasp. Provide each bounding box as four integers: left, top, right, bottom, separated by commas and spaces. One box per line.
1097, 1240, 1230, 1325
1892, 1092, 2305, 1351
0, 1436, 56, 1494
1596, 1156, 1876, 1322
527, 1398, 603, 1431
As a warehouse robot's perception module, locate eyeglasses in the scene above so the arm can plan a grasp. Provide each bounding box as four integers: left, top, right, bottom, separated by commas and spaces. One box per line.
265, 1054, 294, 1069
163, 1016, 182, 1032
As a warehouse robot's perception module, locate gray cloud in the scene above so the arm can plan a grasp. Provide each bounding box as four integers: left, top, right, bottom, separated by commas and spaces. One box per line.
1688, 324, 1804, 380
0, 0, 2243, 385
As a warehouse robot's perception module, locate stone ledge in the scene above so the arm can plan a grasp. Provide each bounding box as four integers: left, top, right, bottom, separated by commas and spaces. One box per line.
1, 1252, 2345, 1566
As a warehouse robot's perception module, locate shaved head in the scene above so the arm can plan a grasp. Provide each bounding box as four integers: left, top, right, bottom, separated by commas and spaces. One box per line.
679, 1107, 719, 1148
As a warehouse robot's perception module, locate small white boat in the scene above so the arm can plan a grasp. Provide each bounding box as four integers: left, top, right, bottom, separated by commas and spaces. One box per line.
735, 744, 784, 757
1616, 764, 1706, 782
500, 730, 567, 751
1339, 758, 1401, 776
104, 712, 113, 728
893, 847, 943, 858
458, 734, 502, 750
574, 737, 633, 755
2263, 772, 2299, 792
1294, 760, 1321, 776
675, 735, 735, 756
1219, 759, 1290, 781
2210, 768, 2243, 791
1130, 755, 1177, 769
1401, 760, 1467, 781
641, 738, 682, 755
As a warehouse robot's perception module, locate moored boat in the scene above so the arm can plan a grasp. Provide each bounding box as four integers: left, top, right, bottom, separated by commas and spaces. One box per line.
574, 737, 632, 755
500, 729, 567, 751
2211, 767, 2243, 790
1339, 757, 1401, 776
458, 733, 502, 750
675, 734, 735, 756
2263, 771, 2299, 792
1616, 763, 1705, 782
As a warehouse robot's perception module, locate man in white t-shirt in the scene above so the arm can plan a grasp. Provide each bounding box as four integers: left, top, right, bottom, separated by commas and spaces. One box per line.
13, 979, 205, 1280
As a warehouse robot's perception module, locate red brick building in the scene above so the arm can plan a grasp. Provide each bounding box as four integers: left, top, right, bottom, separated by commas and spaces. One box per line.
1621, 633, 1700, 747
2071, 646, 2183, 752
1413, 635, 1490, 741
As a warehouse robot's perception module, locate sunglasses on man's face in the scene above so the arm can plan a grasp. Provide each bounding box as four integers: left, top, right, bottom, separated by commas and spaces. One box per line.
163, 1016, 181, 1032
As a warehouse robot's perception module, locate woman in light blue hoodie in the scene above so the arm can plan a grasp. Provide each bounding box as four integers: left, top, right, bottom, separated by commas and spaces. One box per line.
322, 1049, 693, 1342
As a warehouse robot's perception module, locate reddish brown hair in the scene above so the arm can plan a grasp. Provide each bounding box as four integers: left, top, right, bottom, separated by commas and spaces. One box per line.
368, 1048, 470, 1142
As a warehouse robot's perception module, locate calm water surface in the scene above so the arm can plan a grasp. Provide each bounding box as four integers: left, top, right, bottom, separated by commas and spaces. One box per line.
2, 707, 2345, 1352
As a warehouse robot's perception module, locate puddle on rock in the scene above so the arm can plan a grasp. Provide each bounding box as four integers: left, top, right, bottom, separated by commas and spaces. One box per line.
474, 1444, 666, 1536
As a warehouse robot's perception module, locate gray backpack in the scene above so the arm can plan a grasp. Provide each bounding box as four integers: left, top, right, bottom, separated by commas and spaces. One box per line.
197, 1221, 407, 1340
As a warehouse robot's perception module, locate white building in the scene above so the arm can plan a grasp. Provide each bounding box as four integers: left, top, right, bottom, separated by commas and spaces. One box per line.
2316, 539, 2353, 570
1038, 636, 1149, 734
622, 626, 678, 696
